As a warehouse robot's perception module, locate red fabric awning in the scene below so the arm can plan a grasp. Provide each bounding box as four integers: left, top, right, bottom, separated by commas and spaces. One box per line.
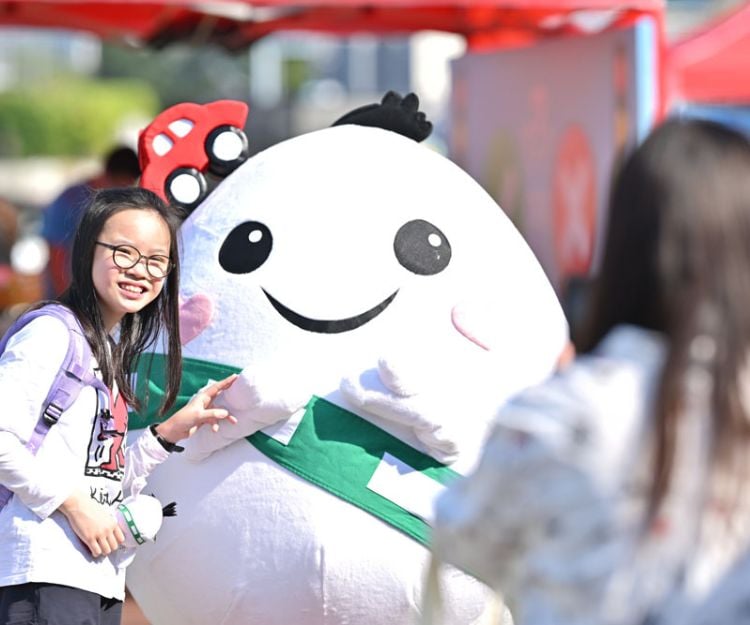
0, 1, 662, 51
668, 2, 750, 104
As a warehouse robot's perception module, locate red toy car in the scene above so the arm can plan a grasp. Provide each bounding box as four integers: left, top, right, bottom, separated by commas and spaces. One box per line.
139, 100, 249, 211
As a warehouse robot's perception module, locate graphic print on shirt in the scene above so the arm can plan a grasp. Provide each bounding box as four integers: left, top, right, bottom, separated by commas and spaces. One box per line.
85, 388, 127, 484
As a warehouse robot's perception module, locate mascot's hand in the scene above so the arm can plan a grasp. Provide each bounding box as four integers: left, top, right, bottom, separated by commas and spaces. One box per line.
184, 368, 310, 462
341, 354, 493, 465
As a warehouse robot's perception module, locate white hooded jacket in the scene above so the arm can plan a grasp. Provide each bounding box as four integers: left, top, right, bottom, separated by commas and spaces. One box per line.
0, 315, 170, 600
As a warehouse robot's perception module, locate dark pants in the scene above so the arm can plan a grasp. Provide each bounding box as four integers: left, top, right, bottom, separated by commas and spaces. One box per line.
0, 583, 122, 625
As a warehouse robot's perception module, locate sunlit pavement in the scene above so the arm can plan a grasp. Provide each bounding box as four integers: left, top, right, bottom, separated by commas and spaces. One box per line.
123, 592, 150, 625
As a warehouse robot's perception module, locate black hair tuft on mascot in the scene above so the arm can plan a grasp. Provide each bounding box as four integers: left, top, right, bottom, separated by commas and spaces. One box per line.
332, 91, 433, 143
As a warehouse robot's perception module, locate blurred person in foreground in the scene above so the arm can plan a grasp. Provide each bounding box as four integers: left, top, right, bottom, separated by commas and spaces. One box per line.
431, 118, 750, 625
42, 146, 140, 296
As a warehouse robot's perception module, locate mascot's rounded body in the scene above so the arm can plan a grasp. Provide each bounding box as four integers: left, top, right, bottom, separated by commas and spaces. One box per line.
127, 122, 568, 625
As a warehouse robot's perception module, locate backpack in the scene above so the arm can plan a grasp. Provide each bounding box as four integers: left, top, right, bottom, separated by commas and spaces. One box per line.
0, 303, 107, 511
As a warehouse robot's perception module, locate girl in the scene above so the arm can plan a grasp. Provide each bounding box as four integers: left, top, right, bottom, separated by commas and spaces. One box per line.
0, 187, 236, 625
431, 119, 750, 625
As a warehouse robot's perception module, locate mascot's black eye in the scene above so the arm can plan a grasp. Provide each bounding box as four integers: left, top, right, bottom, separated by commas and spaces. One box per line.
393, 219, 451, 276
219, 221, 273, 274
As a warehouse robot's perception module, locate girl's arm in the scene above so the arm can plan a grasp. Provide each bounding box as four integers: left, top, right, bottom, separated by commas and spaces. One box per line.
0, 315, 126, 556
0, 316, 79, 518
154, 374, 238, 444
58, 490, 125, 557
122, 375, 238, 496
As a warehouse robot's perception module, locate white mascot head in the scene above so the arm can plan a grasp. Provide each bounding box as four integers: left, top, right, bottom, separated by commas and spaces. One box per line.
126, 93, 569, 625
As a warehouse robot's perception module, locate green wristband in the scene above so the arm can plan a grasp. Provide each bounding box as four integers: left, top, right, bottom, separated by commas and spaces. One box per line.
118, 503, 145, 545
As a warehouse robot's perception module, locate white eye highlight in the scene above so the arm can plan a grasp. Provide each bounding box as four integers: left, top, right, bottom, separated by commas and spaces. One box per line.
248, 229, 264, 243
428, 233, 442, 248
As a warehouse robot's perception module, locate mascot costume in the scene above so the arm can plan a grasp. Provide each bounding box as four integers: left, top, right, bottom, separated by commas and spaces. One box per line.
126, 92, 569, 625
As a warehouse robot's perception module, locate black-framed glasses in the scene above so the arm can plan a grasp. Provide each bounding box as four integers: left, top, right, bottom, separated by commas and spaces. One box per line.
96, 241, 173, 279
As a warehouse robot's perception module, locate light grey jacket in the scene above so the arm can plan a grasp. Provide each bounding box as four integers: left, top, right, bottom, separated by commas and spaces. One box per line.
433, 325, 750, 625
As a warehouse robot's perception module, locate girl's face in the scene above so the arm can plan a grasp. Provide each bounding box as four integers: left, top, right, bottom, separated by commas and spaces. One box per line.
92, 208, 171, 330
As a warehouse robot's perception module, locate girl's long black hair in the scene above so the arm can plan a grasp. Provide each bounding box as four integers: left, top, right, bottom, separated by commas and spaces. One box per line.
579, 118, 750, 519
59, 187, 183, 415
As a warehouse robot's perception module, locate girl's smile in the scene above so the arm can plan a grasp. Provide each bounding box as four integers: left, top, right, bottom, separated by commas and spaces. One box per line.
117, 280, 147, 299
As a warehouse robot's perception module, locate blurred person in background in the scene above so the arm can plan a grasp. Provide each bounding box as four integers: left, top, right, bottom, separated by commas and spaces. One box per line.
431, 118, 750, 625
0, 198, 19, 314
0, 198, 18, 275
0, 199, 49, 335
42, 146, 140, 296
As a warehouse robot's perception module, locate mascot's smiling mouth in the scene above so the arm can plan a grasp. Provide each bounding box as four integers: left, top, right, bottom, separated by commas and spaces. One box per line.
262, 288, 399, 334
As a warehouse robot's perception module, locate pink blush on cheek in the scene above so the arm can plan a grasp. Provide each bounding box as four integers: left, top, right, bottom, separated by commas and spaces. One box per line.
451, 302, 494, 351
179, 293, 214, 345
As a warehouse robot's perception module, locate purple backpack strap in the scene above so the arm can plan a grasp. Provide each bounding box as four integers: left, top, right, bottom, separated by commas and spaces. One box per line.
0, 303, 107, 511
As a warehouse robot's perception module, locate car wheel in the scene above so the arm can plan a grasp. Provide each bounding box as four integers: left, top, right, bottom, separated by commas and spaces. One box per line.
205, 125, 249, 176
165, 167, 208, 212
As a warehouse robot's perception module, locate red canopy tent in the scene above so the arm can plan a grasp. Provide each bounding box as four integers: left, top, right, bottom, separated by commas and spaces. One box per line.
667, 1, 750, 105
0, 0, 662, 52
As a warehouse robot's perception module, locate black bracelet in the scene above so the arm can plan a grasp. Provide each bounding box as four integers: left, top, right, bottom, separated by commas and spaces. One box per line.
149, 424, 185, 453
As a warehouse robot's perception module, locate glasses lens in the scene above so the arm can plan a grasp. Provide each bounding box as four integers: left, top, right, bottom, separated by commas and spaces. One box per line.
112, 245, 139, 269
147, 256, 172, 278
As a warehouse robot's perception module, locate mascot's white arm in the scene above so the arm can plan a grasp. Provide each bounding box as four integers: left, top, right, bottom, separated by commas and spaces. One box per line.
341, 318, 570, 466
184, 367, 311, 462
341, 347, 506, 465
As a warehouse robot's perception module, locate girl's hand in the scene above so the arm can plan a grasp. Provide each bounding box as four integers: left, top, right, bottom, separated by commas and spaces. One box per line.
155, 374, 239, 444
59, 490, 126, 557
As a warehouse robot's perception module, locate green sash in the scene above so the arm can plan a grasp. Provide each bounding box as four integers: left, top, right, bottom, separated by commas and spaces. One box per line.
132, 354, 460, 546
